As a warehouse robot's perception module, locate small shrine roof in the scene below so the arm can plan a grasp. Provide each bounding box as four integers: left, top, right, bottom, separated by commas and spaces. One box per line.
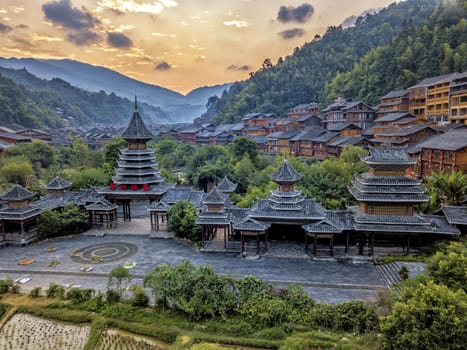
85, 199, 118, 211
269, 160, 303, 183
233, 217, 270, 231
0, 185, 35, 202
217, 176, 237, 193
196, 210, 230, 225
303, 219, 343, 234
147, 201, 171, 212
441, 206, 467, 225
203, 187, 226, 204
45, 176, 71, 190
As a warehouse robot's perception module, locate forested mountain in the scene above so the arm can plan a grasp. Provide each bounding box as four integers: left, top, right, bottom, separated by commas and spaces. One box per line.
0, 67, 171, 128
0, 58, 231, 122
324, 0, 467, 104
205, 0, 439, 124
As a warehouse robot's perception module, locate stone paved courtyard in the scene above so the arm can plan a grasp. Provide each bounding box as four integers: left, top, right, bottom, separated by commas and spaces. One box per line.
0, 234, 386, 304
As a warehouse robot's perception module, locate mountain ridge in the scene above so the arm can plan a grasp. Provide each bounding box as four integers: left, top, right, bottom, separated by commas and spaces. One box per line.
0, 58, 232, 122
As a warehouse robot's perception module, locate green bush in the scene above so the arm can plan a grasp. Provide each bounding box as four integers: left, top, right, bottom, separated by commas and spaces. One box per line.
0, 278, 13, 294
28, 287, 42, 298
334, 301, 378, 333
0, 303, 8, 318
130, 287, 149, 307
83, 316, 107, 350
255, 326, 288, 340
66, 288, 95, 304
106, 318, 179, 344
106, 289, 121, 304
46, 283, 65, 299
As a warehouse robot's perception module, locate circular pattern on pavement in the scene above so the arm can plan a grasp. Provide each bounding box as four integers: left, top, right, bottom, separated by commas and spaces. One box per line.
70, 242, 138, 264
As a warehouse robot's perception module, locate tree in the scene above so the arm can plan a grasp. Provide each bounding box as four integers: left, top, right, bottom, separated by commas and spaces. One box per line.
427, 241, 467, 293
380, 280, 467, 349
108, 265, 132, 299
104, 136, 127, 167
0, 157, 34, 186
230, 137, 258, 161
421, 171, 467, 213
5, 139, 56, 172
167, 201, 201, 241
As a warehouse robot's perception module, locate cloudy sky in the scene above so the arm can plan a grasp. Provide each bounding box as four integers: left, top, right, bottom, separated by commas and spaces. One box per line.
0, 0, 396, 94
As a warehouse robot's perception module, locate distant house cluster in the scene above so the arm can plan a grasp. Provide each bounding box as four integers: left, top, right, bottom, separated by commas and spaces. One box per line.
151, 72, 466, 177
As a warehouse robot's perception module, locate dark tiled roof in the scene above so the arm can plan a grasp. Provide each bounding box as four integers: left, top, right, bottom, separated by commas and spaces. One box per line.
277, 130, 300, 139
312, 131, 339, 142
0, 131, 31, 141
233, 217, 270, 231
362, 146, 415, 164
0, 205, 42, 220
379, 89, 409, 100
203, 187, 226, 204
147, 201, 171, 212
45, 176, 71, 190
217, 176, 237, 193
328, 123, 361, 132
442, 206, 467, 225
303, 219, 343, 233
249, 198, 324, 221
375, 112, 414, 123
0, 185, 35, 201
162, 188, 194, 204
85, 199, 118, 211
354, 214, 459, 235
417, 128, 467, 151
269, 160, 303, 183
376, 124, 435, 137
121, 100, 153, 140
188, 191, 205, 207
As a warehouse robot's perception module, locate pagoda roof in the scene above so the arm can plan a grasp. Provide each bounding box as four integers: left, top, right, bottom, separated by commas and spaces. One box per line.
203, 187, 226, 205
85, 199, 118, 211
0, 185, 35, 202
269, 160, 303, 183
441, 206, 467, 225
217, 176, 237, 193
249, 198, 324, 222
361, 146, 415, 166
233, 217, 270, 231
121, 98, 153, 140
45, 176, 71, 190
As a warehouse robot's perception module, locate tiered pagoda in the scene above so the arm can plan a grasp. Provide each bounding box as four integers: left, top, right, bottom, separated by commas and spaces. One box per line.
99, 98, 173, 220
349, 147, 459, 255
249, 160, 324, 227
217, 176, 237, 194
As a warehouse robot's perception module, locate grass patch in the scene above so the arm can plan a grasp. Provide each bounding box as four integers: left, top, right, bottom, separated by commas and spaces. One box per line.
83, 316, 107, 350
380, 255, 427, 264
17, 305, 93, 324
107, 318, 179, 344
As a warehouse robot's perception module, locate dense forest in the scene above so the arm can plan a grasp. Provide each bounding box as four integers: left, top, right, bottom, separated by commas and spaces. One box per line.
325, 0, 467, 104
0, 67, 170, 128
205, 0, 466, 124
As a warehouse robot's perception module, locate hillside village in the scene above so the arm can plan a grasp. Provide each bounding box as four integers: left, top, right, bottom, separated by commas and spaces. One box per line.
0, 71, 466, 256
1, 71, 466, 177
